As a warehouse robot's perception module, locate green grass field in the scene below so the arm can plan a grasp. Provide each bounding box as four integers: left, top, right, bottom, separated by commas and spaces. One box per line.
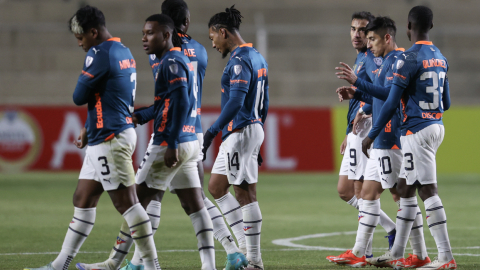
1, 173, 479, 269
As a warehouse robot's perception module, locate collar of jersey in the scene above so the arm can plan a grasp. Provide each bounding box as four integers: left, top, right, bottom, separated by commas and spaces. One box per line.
415, 41, 433, 45
107, 37, 121, 42
170, 47, 181, 52
239, 43, 252, 48
395, 48, 405, 52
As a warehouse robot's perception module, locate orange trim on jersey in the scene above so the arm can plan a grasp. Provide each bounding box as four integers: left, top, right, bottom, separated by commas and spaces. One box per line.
107, 37, 121, 42
105, 133, 115, 141
396, 48, 405, 52
82, 70, 94, 78
239, 43, 253, 47
170, 47, 181, 52
391, 144, 400, 150
158, 99, 170, 132
406, 130, 414, 135
169, 77, 187, 84
415, 41, 433, 45
393, 73, 406, 80
160, 141, 168, 146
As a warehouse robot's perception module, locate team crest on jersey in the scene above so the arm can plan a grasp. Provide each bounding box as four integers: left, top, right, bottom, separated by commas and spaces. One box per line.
234, 65, 242, 75
85, 56, 94, 68
150, 54, 156, 61
373, 57, 383, 66
169, 64, 178, 74
396, 60, 405, 70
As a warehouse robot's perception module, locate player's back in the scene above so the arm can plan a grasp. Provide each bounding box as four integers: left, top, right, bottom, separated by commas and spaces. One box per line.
76, 38, 136, 145
392, 41, 448, 135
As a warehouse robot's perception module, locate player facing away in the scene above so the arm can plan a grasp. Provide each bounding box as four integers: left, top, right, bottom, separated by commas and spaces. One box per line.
24, 6, 161, 270
76, 14, 217, 270
361, 6, 455, 270
333, 16, 430, 268
327, 11, 397, 264
203, 5, 268, 270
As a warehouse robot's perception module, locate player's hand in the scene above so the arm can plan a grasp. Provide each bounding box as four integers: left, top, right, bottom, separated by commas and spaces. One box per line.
257, 152, 263, 166
164, 148, 179, 168
336, 86, 356, 101
202, 130, 216, 161
362, 136, 374, 158
131, 113, 139, 128
73, 127, 88, 149
340, 135, 348, 155
335, 62, 358, 85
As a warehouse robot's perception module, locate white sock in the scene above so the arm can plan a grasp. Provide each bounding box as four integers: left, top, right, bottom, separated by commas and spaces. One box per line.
424, 195, 453, 262
190, 207, 216, 270
106, 221, 134, 269
215, 193, 245, 250
353, 199, 379, 257
123, 203, 160, 270
52, 207, 96, 270
242, 201, 262, 263
408, 206, 428, 260
347, 195, 359, 210
131, 201, 162, 266
391, 197, 417, 259
204, 197, 239, 255
379, 209, 396, 235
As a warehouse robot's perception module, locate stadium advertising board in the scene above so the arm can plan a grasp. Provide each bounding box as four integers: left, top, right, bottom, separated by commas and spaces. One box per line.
0, 106, 334, 172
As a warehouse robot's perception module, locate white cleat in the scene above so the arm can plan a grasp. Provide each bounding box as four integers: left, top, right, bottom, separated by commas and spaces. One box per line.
245, 259, 264, 270
75, 261, 117, 270
366, 251, 404, 269
24, 262, 56, 270
416, 257, 457, 269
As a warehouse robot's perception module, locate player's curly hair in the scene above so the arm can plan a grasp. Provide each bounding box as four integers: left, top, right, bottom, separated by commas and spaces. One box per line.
208, 5, 243, 32
351, 11, 375, 24
161, 0, 191, 39
145, 14, 183, 47
408, 6, 433, 32
365, 16, 397, 40
68, 5, 105, 35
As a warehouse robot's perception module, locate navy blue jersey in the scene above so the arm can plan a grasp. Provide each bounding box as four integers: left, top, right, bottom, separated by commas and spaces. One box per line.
149, 35, 207, 133
218, 43, 269, 140
73, 37, 136, 146
345, 49, 383, 134
152, 48, 196, 146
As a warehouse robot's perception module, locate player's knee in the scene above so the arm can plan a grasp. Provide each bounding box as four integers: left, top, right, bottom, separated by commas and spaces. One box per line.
337, 189, 354, 202
208, 182, 226, 199
72, 190, 97, 208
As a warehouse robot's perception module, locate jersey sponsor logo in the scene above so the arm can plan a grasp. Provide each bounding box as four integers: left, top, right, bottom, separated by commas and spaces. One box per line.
126, 117, 133, 124
385, 120, 392, 132
234, 65, 242, 75
95, 93, 104, 129
169, 77, 187, 84
422, 112, 442, 119
158, 99, 170, 132
150, 54, 156, 61
154, 96, 161, 101
422, 58, 446, 69
92, 48, 100, 54
373, 57, 383, 66
386, 76, 393, 81
151, 62, 160, 69
184, 48, 196, 57
258, 68, 267, 77
227, 120, 233, 131
396, 60, 405, 70
186, 63, 194, 71
393, 72, 406, 80
182, 125, 195, 133
197, 108, 201, 115
81, 70, 94, 79
230, 79, 248, 84
169, 63, 178, 74
119, 59, 136, 70
85, 56, 94, 68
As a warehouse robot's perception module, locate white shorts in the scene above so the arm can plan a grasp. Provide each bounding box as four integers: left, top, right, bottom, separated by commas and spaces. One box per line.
339, 133, 353, 176
135, 140, 201, 191
348, 124, 371, 180
79, 128, 137, 191
399, 124, 444, 185
364, 149, 402, 189
196, 133, 204, 162
211, 124, 264, 185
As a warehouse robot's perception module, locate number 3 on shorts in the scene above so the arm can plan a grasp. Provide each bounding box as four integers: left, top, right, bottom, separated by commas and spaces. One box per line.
98, 156, 111, 175
404, 153, 414, 171
227, 152, 240, 171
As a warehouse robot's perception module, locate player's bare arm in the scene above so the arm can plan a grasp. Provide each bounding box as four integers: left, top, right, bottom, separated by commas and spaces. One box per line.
335, 62, 358, 84
340, 134, 348, 155
164, 148, 178, 168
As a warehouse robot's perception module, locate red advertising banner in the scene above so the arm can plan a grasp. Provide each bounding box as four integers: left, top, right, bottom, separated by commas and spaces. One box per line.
0, 106, 333, 172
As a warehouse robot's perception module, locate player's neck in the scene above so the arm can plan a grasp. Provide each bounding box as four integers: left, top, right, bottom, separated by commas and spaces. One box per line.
227, 32, 246, 55
411, 31, 430, 44
95, 29, 113, 46
383, 43, 397, 57
155, 43, 174, 59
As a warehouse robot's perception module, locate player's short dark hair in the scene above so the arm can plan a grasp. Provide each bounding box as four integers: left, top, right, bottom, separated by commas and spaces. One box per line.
351, 11, 375, 24
408, 6, 433, 32
146, 14, 183, 47
365, 16, 397, 40
68, 5, 105, 34
161, 0, 188, 29
208, 5, 243, 32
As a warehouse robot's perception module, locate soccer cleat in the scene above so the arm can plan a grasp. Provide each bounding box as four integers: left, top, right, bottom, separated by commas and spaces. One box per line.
326, 250, 367, 267
245, 258, 264, 270
366, 251, 405, 269
385, 231, 396, 250
119, 260, 144, 270
404, 254, 431, 268
416, 257, 457, 269
224, 252, 248, 270
24, 262, 56, 270
75, 261, 117, 270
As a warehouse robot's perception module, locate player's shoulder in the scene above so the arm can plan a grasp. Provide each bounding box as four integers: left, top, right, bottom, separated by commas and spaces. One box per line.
163, 50, 192, 73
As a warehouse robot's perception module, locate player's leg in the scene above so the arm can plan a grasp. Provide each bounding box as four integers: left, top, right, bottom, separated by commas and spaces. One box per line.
338, 134, 358, 208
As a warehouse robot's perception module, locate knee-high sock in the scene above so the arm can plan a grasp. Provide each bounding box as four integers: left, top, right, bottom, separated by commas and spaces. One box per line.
408, 206, 428, 260
123, 203, 160, 270
204, 197, 239, 255
52, 207, 96, 270
242, 201, 263, 263
347, 195, 359, 210
215, 193, 245, 250
379, 209, 396, 235
106, 220, 134, 269
353, 199, 380, 257
190, 207, 216, 270
131, 201, 162, 266
391, 197, 417, 259
424, 195, 453, 262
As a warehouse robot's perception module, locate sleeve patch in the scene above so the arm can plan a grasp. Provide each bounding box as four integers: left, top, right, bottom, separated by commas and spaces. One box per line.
169, 64, 178, 74
85, 56, 94, 68
234, 65, 242, 75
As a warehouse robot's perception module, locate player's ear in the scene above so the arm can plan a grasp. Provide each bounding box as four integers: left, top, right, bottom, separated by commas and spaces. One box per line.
430, 22, 434, 30
89, 28, 98, 39
407, 21, 412, 30
163, 30, 171, 43
220, 28, 228, 39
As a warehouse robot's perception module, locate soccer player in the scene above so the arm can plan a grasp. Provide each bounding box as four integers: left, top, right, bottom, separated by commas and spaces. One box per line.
360, 6, 455, 270
327, 12, 397, 264
333, 16, 430, 268
202, 5, 268, 270
75, 14, 217, 270
24, 6, 160, 270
